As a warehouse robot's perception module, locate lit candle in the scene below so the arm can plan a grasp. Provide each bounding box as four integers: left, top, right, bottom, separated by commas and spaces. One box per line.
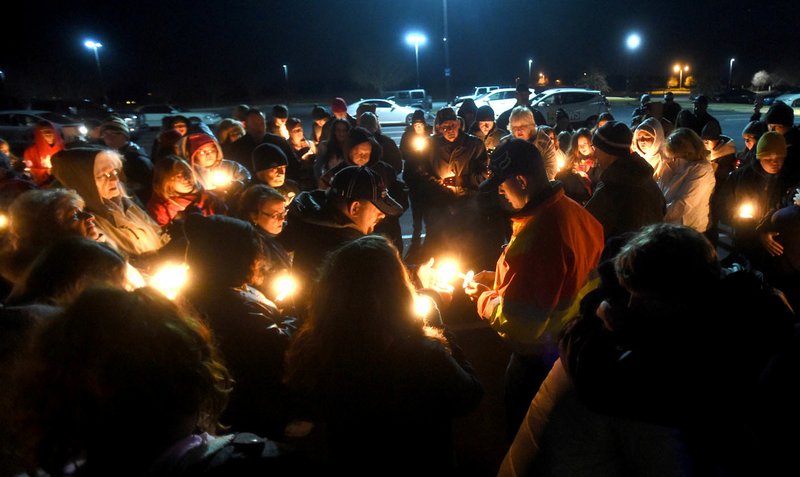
273, 274, 298, 301
462, 270, 475, 289
209, 169, 233, 189
150, 262, 190, 300
738, 202, 755, 219
0, 213, 8, 230
414, 294, 435, 319
125, 263, 147, 291
413, 136, 427, 151
556, 156, 565, 172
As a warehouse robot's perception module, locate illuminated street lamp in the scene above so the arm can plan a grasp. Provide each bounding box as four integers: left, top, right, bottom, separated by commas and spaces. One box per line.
405, 32, 427, 88
625, 33, 641, 95
673, 63, 690, 89
83, 39, 107, 104
729, 58, 735, 88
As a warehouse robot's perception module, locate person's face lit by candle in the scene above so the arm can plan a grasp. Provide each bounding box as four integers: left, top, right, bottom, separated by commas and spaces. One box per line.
498, 175, 529, 211
253, 198, 287, 235
349, 141, 372, 166
257, 165, 286, 188
94, 152, 122, 201
759, 153, 785, 175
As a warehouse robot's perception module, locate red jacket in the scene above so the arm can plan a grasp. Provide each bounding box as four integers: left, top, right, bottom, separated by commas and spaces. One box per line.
477, 187, 604, 354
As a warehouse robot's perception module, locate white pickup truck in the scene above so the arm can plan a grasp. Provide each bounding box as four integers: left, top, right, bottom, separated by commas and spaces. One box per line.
452, 86, 501, 106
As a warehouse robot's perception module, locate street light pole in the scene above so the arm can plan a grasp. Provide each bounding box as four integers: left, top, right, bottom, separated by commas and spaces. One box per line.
443, 0, 451, 102
283, 64, 289, 97
729, 58, 735, 89
405, 33, 427, 89
84, 40, 107, 104
625, 33, 641, 96
528, 59, 533, 85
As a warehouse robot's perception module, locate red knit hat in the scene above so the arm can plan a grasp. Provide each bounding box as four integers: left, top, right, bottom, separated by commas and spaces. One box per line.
331, 97, 348, 114
187, 133, 216, 157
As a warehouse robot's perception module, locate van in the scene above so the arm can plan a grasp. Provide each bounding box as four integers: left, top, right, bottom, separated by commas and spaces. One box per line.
385, 89, 433, 110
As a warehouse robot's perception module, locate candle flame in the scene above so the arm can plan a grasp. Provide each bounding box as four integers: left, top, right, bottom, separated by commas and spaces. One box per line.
413, 136, 427, 151
150, 262, 189, 300
556, 156, 565, 171
273, 274, 298, 301
738, 202, 755, 219
0, 213, 8, 230
125, 263, 147, 291
210, 169, 233, 188
414, 294, 435, 319
462, 270, 475, 289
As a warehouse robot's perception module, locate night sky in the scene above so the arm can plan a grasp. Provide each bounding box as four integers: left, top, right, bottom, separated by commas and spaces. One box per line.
3, 0, 798, 105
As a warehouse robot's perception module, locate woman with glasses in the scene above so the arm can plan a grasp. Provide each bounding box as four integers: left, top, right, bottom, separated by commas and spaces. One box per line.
51, 147, 168, 260
0, 188, 105, 290
146, 154, 227, 231
234, 184, 292, 302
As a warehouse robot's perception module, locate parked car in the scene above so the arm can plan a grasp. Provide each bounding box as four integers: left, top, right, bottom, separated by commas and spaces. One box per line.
136, 103, 222, 130
0, 110, 87, 156
452, 85, 501, 106
347, 98, 433, 125
385, 89, 433, 110
470, 87, 535, 117
759, 90, 786, 106
530, 88, 610, 127
774, 91, 800, 108
712, 88, 757, 104
27, 98, 147, 139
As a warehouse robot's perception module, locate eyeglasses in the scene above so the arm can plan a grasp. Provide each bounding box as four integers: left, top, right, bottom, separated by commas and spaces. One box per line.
196, 148, 217, 156
439, 124, 458, 133
260, 208, 289, 220
71, 209, 93, 221
95, 168, 120, 181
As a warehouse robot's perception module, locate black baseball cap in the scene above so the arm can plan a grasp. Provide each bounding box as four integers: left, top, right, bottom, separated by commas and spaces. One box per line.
479, 139, 547, 191
330, 166, 403, 216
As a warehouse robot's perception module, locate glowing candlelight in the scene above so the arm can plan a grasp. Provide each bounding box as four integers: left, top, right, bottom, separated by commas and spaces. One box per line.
413, 136, 427, 151
556, 156, 565, 171
0, 213, 8, 230
434, 258, 460, 292
414, 294, 435, 319
125, 263, 147, 291
209, 169, 233, 189
273, 274, 298, 301
462, 270, 474, 289
150, 262, 189, 300
738, 202, 755, 219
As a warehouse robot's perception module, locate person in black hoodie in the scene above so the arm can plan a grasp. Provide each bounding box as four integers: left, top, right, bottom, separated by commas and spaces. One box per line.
584, 121, 666, 241
278, 165, 403, 306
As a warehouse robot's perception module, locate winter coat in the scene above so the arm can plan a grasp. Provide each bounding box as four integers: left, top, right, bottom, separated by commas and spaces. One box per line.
632, 117, 666, 170
653, 155, 716, 232
278, 189, 365, 287
584, 154, 666, 240
22, 121, 64, 186
50, 148, 168, 258
117, 141, 154, 205
146, 188, 227, 228
477, 184, 604, 356
708, 135, 738, 186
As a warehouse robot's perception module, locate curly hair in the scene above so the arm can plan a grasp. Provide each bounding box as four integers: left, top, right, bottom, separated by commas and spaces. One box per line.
12, 287, 232, 474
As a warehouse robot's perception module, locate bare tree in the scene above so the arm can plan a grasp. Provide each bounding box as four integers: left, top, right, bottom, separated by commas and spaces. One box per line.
349, 45, 412, 97
752, 70, 771, 91
575, 70, 611, 94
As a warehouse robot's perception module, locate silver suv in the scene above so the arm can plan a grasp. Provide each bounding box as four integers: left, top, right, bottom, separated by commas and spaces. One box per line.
530, 88, 610, 128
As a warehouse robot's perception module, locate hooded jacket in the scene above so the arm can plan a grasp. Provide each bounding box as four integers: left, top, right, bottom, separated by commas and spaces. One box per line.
632, 117, 665, 170
278, 189, 364, 288
708, 135, 738, 185
23, 121, 64, 186
653, 153, 716, 232
585, 154, 666, 240
178, 124, 251, 192
50, 148, 167, 258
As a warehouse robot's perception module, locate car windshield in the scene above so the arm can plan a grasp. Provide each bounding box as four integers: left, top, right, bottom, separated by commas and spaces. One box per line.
38, 112, 76, 124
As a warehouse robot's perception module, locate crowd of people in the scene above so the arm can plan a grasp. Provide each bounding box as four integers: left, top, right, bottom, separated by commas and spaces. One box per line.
0, 87, 798, 476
